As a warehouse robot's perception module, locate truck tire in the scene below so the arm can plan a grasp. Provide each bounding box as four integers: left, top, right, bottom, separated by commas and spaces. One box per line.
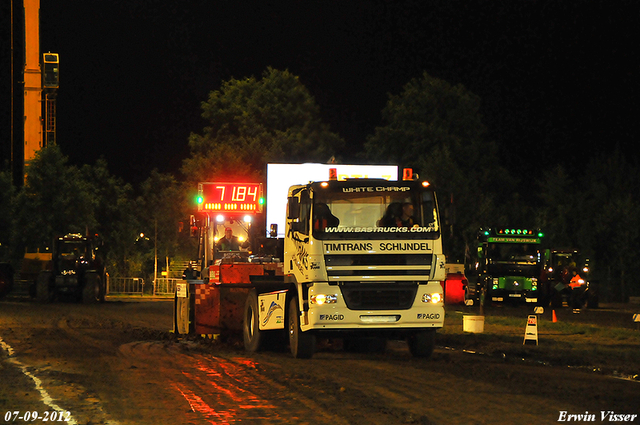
82, 274, 101, 304
243, 289, 266, 352
288, 295, 316, 359
407, 329, 436, 358
36, 272, 52, 303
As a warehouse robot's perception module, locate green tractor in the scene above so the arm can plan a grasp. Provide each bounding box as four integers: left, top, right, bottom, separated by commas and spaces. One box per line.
36, 234, 106, 303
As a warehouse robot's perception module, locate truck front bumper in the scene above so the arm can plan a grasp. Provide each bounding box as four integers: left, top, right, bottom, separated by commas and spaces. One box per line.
491, 290, 538, 303
302, 281, 445, 332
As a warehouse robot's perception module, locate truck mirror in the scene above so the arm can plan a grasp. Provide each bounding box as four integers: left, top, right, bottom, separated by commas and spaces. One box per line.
269, 224, 278, 238
287, 197, 300, 219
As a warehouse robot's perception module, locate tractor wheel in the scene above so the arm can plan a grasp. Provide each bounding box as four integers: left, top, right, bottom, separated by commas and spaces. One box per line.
36, 272, 52, 303
407, 329, 436, 358
82, 274, 101, 304
288, 295, 316, 359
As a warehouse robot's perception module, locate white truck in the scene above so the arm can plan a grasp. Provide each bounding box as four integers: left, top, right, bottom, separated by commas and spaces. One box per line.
243, 168, 447, 358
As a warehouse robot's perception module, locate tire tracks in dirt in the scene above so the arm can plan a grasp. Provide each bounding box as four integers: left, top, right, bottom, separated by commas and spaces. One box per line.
114, 340, 352, 424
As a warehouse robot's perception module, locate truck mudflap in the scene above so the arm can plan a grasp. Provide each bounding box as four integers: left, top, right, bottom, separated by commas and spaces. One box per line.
257, 290, 287, 330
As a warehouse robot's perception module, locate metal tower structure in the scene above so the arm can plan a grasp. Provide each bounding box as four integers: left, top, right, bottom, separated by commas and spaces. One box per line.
10, 0, 59, 184
43, 52, 59, 146
22, 0, 43, 164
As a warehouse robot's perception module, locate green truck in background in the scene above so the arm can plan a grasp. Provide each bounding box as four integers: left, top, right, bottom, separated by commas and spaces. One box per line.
468, 227, 545, 306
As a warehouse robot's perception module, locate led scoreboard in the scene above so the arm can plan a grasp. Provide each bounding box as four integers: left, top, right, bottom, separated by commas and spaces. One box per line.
197, 182, 264, 214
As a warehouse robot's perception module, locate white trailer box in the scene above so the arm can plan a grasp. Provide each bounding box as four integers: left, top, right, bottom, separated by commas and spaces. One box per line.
266, 163, 398, 238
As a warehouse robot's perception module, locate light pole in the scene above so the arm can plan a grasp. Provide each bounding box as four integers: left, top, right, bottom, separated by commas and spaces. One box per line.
153, 219, 158, 296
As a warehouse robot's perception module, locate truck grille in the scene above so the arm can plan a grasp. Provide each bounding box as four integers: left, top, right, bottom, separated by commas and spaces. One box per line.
325, 253, 432, 281
339, 282, 418, 310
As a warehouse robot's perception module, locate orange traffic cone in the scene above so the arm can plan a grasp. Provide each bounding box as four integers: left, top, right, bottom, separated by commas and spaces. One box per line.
552, 309, 558, 323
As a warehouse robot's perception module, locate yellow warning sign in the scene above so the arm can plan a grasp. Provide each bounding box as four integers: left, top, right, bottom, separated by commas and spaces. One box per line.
523, 315, 538, 345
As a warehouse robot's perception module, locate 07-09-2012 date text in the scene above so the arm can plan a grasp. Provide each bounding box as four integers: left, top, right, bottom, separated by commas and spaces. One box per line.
4, 411, 71, 422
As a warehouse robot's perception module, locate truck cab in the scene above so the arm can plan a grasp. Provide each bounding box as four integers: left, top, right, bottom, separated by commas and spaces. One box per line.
281, 177, 446, 357
473, 228, 544, 305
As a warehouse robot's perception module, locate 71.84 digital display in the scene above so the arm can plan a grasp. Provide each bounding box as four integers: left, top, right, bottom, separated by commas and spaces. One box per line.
198, 182, 264, 214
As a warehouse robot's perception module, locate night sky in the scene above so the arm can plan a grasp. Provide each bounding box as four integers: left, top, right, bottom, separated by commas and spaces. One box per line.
2, 0, 638, 185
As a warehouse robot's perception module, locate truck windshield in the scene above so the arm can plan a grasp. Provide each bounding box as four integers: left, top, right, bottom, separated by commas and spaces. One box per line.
487, 243, 538, 264
58, 241, 88, 259
312, 187, 439, 240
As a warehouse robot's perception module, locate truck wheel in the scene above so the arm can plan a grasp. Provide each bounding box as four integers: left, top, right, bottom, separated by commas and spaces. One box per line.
82, 274, 101, 304
243, 289, 266, 352
407, 329, 436, 358
288, 296, 316, 359
36, 272, 52, 303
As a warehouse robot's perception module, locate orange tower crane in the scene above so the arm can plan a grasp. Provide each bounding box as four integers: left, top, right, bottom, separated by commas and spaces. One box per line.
22, 0, 43, 164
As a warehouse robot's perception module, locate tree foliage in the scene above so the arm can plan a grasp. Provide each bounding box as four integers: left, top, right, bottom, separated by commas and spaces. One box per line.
0, 170, 15, 261
1, 69, 638, 300
135, 170, 195, 277
182, 67, 342, 184
14, 146, 96, 251
365, 72, 514, 261
79, 159, 142, 278
539, 150, 640, 301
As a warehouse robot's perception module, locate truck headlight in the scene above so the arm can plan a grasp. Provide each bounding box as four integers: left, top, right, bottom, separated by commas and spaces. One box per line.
310, 294, 337, 305
422, 293, 442, 304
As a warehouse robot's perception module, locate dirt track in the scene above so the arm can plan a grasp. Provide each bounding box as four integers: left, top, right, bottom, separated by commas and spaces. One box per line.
1, 298, 639, 425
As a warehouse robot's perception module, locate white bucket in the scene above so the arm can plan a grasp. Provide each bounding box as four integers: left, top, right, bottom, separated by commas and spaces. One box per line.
463, 315, 485, 333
